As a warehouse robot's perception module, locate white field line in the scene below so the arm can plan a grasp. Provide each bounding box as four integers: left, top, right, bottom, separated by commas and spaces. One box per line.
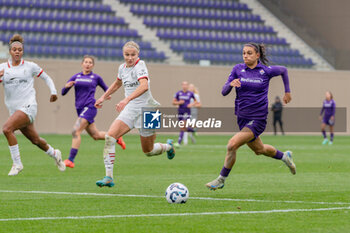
0, 190, 349, 206
0, 206, 349, 222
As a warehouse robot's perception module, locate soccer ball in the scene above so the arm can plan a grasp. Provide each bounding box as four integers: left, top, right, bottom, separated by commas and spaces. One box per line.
165, 183, 189, 204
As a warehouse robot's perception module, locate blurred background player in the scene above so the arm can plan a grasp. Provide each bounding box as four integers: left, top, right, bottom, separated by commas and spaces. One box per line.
183, 83, 202, 145
172, 81, 198, 147
94, 41, 175, 187
0, 34, 65, 176
319, 91, 336, 145
271, 96, 284, 135
206, 42, 296, 190
61, 55, 126, 168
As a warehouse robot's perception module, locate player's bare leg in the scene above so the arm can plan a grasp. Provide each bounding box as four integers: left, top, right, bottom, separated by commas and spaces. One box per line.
140, 134, 175, 159
247, 137, 296, 174
20, 123, 66, 172
206, 127, 254, 190
86, 123, 126, 150
64, 117, 89, 168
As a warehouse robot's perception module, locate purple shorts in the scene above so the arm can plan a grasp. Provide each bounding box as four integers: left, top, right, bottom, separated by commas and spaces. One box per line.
237, 117, 267, 141
178, 111, 191, 121
323, 116, 335, 126
76, 107, 97, 124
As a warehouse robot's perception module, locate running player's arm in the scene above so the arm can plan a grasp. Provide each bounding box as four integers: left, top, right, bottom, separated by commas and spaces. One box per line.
97, 75, 109, 92
115, 78, 149, 112
31, 62, 58, 102
193, 94, 201, 108
95, 79, 122, 108
172, 92, 184, 105
222, 66, 239, 96
267, 66, 291, 104
187, 92, 199, 108
61, 76, 76, 96
330, 101, 336, 119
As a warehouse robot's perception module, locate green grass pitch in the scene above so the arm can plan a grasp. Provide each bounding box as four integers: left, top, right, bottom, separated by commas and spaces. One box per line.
0, 134, 349, 233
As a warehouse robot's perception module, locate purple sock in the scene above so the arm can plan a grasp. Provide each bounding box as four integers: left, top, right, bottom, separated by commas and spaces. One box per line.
220, 166, 231, 177
322, 130, 327, 139
178, 131, 184, 144
68, 148, 78, 162
273, 150, 284, 160
330, 133, 334, 142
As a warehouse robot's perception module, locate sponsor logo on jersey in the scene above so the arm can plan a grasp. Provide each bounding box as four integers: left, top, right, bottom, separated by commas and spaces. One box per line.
138, 69, 147, 77
76, 78, 92, 83
240, 77, 263, 84
123, 81, 139, 88
5, 78, 28, 85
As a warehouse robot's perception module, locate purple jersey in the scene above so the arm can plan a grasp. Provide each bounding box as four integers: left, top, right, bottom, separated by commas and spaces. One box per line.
320, 99, 336, 117
174, 90, 196, 113
61, 72, 108, 109
222, 63, 290, 120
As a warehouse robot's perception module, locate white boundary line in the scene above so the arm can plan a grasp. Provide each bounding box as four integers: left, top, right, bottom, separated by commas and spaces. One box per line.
1, 190, 349, 205
1, 206, 349, 222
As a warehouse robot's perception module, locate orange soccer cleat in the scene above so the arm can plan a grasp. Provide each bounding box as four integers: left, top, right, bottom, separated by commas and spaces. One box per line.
64, 159, 75, 168
117, 137, 126, 150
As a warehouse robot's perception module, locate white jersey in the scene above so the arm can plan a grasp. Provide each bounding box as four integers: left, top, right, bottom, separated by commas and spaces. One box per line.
0, 59, 57, 112
117, 59, 159, 108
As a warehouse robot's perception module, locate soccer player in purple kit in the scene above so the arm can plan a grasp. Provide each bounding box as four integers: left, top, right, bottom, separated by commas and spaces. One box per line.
61, 55, 126, 168
319, 91, 336, 145
206, 42, 296, 190
172, 81, 198, 147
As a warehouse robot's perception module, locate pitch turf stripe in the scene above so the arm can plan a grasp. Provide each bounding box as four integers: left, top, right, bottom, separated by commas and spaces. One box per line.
1, 190, 349, 205
1, 206, 350, 222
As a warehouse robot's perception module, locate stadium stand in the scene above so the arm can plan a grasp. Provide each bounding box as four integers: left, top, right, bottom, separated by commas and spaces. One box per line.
0, 0, 166, 61
0, 0, 314, 67
119, 0, 314, 68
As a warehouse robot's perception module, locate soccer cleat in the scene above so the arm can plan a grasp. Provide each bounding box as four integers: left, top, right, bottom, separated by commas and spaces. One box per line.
96, 176, 115, 187
54, 149, 66, 172
174, 142, 181, 148
8, 164, 24, 176
282, 151, 296, 175
328, 141, 333, 145
64, 159, 75, 168
117, 137, 126, 150
322, 138, 328, 145
166, 139, 176, 160
205, 177, 225, 190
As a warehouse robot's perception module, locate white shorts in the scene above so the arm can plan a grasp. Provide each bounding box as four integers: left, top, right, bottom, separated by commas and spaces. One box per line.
9, 104, 38, 123
117, 105, 155, 137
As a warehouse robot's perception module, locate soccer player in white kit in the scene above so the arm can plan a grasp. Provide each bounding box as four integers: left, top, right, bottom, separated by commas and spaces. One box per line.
0, 34, 66, 176
94, 41, 175, 187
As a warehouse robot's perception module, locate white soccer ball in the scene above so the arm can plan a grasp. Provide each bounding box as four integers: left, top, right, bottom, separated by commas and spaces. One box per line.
165, 183, 189, 204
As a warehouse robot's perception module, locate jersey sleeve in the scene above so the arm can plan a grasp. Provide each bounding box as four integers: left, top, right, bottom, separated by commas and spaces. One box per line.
30, 62, 44, 78
222, 66, 238, 96
0, 63, 5, 83
117, 65, 122, 81
267, 66, 290, 93
174, 91, 179, 100
194, 93, 200, 102
97, 75, 108, 92
61, 75, 76, 96
135, 61, 149, 80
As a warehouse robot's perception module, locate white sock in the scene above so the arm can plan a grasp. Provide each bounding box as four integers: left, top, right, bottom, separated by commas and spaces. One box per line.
219, 175, 226, 181
45, 144, 56, 158
104, 135, 116, 178
145, 143, 171, 156
9, 144, 22, 166
183, 132, 188, 145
